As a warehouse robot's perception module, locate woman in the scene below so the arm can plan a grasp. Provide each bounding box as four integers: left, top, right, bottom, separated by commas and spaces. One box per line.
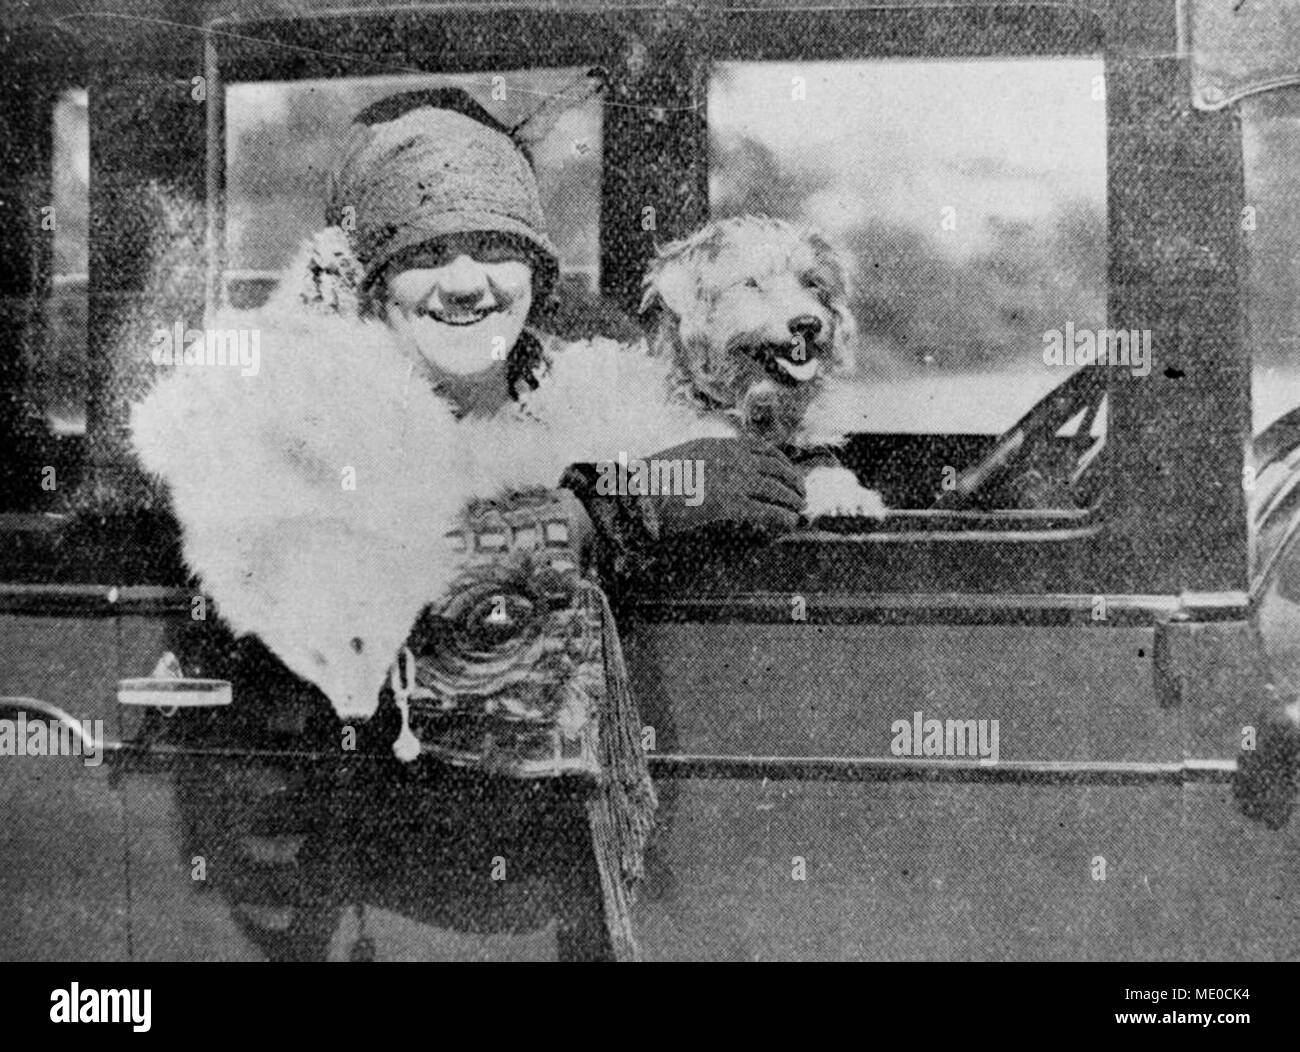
130, 89, 806, 959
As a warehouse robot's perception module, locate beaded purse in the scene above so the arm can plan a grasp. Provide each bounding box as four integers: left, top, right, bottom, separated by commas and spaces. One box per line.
387, 488, 604, 777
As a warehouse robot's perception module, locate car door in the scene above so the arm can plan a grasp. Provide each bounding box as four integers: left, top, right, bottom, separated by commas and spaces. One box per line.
619, 0, 1294, 960
87, 2, 632, 962
0, 24, 133, 961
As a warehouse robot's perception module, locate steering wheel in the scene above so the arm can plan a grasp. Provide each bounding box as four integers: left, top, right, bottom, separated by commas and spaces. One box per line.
932, 368, 1108, 512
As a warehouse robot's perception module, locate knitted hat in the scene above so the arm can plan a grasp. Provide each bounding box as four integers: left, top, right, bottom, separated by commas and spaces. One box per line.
327, 105, 559, 304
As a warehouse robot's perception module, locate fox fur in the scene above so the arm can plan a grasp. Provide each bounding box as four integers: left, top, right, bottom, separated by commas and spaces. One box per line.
130, 227, 729, 722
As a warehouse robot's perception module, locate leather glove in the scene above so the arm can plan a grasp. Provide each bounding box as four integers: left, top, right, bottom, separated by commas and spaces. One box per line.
643, 437, 805, 538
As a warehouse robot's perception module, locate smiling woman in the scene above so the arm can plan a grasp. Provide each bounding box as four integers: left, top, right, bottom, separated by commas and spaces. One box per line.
323, 97, 556, 414
127, 83, 757, 961
380, 236, 535, 398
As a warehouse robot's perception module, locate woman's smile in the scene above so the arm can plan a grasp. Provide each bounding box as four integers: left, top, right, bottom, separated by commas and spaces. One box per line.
419, 303, 497, 326
382, 233, 535, 386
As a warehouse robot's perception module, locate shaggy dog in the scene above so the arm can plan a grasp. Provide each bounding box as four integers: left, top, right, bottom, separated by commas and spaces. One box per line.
641, 215, 886, 519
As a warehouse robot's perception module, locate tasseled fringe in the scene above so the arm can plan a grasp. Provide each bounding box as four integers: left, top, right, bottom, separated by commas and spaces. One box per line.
389, 647, 422, 763
383, 580, 656, 958
582, 582, 657, 962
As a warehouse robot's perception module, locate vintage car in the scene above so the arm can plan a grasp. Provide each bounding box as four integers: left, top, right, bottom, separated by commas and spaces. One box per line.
2, 0, 1300, 961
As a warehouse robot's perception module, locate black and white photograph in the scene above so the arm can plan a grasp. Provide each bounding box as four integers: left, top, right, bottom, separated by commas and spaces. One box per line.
0, 0, 1297, 998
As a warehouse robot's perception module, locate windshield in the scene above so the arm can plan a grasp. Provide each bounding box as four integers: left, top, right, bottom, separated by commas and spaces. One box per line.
1243, 88, 1300, 434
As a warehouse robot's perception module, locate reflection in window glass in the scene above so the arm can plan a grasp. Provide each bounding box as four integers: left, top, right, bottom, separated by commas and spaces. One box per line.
710, 59, 1107, 436
225, 69, 602, 309
45, 87, 89, 438
1243, 90, 1300, 435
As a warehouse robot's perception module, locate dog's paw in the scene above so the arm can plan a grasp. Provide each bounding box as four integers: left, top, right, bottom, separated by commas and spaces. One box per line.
803, 465, 888, 520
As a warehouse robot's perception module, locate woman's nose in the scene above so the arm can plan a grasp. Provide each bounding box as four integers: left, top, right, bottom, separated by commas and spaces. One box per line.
434, 254, 488, 305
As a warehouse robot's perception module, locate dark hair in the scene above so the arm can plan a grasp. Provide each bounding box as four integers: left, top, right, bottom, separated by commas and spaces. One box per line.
352, 87, 535, 167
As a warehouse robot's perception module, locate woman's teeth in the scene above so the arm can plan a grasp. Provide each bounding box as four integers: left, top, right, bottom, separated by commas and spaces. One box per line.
776, 357, 820, 382
417, 306, 498, 327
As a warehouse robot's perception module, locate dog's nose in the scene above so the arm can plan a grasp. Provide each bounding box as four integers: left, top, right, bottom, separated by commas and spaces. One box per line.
788, 315, 823, 340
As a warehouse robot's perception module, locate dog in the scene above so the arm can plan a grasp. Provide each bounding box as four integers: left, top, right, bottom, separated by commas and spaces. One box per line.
640, 215, 886, 519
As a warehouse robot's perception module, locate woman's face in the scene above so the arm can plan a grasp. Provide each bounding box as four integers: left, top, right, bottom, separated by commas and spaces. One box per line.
381, 232, 534, 380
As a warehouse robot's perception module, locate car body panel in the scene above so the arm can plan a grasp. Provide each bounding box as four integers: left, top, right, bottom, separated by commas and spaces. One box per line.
0, 613, 127, 960
0, 0, 1298, 961
633, 779, 1300, 961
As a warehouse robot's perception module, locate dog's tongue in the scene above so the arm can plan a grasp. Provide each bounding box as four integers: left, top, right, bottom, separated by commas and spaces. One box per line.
775, 357, 820, 383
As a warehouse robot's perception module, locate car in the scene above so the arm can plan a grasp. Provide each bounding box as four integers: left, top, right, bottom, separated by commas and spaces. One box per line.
1, 0, 1299, 961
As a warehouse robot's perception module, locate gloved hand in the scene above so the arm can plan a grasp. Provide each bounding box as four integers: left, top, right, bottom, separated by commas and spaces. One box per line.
644, 437, 805, 538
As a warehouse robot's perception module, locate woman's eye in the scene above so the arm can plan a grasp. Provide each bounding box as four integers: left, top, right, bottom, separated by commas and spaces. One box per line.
465, 235, 525, 265
398, 247, 449, 270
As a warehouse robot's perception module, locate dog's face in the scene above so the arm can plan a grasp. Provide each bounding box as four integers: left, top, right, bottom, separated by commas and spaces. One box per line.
641, 216, 856, 442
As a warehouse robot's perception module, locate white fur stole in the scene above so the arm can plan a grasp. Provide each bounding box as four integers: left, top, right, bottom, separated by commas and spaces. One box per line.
130, 232, 727, 721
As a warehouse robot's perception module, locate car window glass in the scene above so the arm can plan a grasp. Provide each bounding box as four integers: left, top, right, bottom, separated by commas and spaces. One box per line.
47, 88, 89, 441
1, 87, 89, 515
1242, 89, 1300, 435
224, 69, 602, 312
709, 58, 1110, 439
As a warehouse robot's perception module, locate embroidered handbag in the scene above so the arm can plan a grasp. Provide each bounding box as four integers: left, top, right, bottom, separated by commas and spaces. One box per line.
387, 487, 604, 777
385, 487, 655, 959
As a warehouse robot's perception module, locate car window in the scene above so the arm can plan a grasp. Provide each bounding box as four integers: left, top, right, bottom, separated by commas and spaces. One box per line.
0, 87, 89, 515
709, 58, 1110, 440
1242, 88, 1300, 435
224, 69, 603, 313
47, 88, 89, 440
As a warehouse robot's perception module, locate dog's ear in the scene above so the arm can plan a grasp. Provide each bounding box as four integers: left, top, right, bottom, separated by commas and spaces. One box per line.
806, 230, 854, 303
640, 243, 701, 322
830, 297, 858, 374
806, 231, 859, 374
644, 310, 681, 361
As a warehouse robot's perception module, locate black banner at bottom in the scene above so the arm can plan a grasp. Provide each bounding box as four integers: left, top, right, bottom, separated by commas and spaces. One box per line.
0, 961, 1286, 1039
